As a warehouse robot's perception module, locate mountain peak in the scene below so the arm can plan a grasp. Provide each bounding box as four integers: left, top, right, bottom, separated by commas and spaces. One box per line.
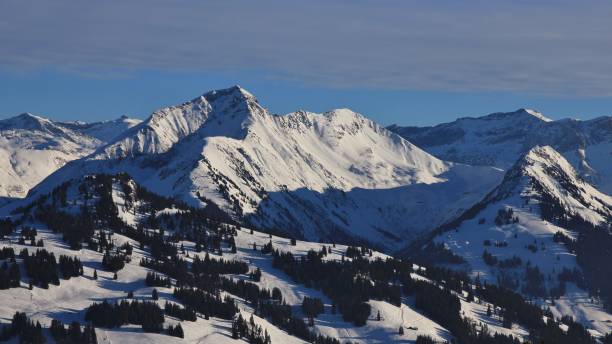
324, 108, 364, 122
483, 108, 552, 123
197, 85, 257, 104
510, 145, 576, 183
522, 145, 562, 162
518, 108, 552, 122
16, 112, 45, 120
492, 145, 612, 224
91, 86, 264, 158
0, 112, 53, 131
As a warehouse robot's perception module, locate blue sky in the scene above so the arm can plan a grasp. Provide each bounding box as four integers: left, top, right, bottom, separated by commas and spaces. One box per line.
1, 1, 612, 126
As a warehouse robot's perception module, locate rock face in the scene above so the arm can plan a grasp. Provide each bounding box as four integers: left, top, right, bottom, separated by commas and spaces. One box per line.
388, 109, 612, 194
22, 86, 502, 251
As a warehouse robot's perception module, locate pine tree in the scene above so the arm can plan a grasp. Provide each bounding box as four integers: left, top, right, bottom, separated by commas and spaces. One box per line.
152, 288, 159, 300
251, 268, 262, 282
398, 325, 404, 335
69, 321, 82, 342
50, 319, 67, 341
93, 269, 98, 280
82, 323, 97, 343
8, 263, 20, 287
230, 237, 237, 253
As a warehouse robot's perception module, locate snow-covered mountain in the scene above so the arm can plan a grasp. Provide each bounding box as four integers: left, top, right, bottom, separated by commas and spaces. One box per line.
427, 146, 612, 336
25, 86, 503, 251
88, 88, 238, 159
483, 145, 611, 226
388, 109, 612, 194
0, 113, 139, 199
1, 91, 611, 342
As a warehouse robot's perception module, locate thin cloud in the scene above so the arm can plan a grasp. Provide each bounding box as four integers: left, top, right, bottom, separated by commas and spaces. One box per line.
1, 0, 612, 95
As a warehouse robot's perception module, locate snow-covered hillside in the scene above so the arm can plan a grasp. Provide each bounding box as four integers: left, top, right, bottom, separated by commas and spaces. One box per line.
24, 86, 502, 251
430, 146, 612, 337
0, 113, 140, 199
1, 173, 585, 344
388, 109, 612, 194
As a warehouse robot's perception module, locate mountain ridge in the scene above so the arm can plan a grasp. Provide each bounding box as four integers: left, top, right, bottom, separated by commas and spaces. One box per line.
388, 109, 612, 195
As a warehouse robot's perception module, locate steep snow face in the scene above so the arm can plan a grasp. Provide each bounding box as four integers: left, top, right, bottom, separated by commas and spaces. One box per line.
388, 110, 612, 194
91, 86, 259, 159
201, 107, 450, 193
23, 87, 503, 250
0, 113, 102, 198
431, 146, 612, 336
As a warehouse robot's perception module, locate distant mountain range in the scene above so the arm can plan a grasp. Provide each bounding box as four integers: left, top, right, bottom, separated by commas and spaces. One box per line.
388, 108, 612, 194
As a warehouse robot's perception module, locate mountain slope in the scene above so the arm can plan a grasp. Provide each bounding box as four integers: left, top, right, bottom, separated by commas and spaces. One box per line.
0, 113, 140, 199
0, 174, 456, 343
388, 109, 612, 194
427, 146, 612, 336
3, 173, 595, 343
0, 113, 102, 198
24, 86, 503, 251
